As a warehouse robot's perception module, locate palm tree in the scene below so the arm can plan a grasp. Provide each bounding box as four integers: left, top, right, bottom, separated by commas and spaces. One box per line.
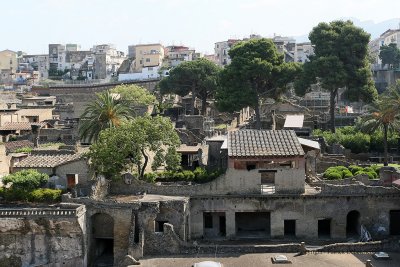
360, 86, 400, 166
79, 90, 132, 143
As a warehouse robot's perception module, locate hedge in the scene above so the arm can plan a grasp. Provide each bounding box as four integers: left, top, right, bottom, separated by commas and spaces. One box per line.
142, 167, 224, 184
323, 165, 381, 180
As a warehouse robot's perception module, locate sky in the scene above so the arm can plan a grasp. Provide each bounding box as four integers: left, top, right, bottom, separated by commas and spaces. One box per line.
1, 0, 400, 55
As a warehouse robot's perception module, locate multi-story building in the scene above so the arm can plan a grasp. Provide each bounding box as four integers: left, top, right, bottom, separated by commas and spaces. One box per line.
0, 50, 18, 74
164, 45, 198, 68
91, 44, 126, 78
369, 29, 400, 66
295, 42, 314, 63
66, 44, 81, 52
131, 43, 164, 72
215, 34, 299, 66
214, 39, 240, 66
18, 54, 49, 80
48, 44, 66, 72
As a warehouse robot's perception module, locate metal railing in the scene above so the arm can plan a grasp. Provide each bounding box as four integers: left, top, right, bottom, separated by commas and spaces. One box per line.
0, 208, 77, 217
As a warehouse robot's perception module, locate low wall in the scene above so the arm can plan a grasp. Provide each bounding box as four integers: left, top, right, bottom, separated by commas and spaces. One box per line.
315, 239, 400, 253
111, 169, 261, 196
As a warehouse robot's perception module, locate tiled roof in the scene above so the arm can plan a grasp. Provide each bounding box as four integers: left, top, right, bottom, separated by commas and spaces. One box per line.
228, 130, 304, 158
0, 122, 46, 131
14, 153, 82, 168
4, 140, 34, 153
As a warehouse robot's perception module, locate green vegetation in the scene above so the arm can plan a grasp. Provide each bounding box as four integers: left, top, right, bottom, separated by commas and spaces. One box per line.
79, 90, 133, 142
159, 58, 221, 115
88, 115, 181, 180
323, 165, 381, 180
379, 43, 400, 68
14, 147, 33, 153
359, 82, 400, 166
295, 20, 377, 132
143, 167, 224, 184
0, 170, 61, 203
216, 38, 301, 129
314, 126, 399, 154
110, 84, 156, 106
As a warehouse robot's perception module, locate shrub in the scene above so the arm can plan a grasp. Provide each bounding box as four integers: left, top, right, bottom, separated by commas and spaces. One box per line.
28, 189, 62, 202
143, 173, 157, 183
14, 147, 33, 153
193, 167, 208, 183
182, 170, 195, 181
324, 171, 342, 180
354, 170, 376, 180
2, 170, 49, 191
348, 165, 363, 175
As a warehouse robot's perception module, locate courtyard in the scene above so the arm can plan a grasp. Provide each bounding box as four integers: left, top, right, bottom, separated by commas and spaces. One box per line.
140, 252, 400, 267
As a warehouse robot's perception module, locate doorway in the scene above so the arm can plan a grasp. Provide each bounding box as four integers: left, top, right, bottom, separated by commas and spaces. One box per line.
284, 220, 296, 237
318, 219, 331, 238
346, 210, 361, 237
390, 210, 400, 235
91, 213, 114, 267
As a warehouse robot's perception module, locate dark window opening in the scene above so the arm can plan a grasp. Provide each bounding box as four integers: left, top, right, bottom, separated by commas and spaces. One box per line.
204, 213, 213, 228
284, 220, 296, 237
318, 219, 331, 238
390, 210, 400, 235
246, 163, 256, 171
155, 220, 168, 232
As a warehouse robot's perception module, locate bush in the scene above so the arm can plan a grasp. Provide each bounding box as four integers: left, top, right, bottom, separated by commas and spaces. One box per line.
182, 170, 195, 181
143, 173, 157, 183
348, 165, 363, 175
354, 170, 376, 180
14, 147, 33, 153
324, 171, 342, 180
28, 189, 62, 202
2, 170, 49, 191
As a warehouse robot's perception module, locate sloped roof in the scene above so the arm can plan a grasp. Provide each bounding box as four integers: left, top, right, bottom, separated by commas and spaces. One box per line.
4, 140, 34, 153
298, 137, 320, 150
0, 122, 47, 131
14, 153, 82, 168
284, 114, 304, 128
228, 130, 304, 158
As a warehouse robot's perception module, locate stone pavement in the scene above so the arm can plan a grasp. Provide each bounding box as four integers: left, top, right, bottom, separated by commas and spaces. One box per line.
140, 252, 400, 267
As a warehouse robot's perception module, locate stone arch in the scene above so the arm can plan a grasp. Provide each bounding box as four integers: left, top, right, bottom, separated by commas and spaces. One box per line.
346, 210, 361, 237
90, 213, 114, 266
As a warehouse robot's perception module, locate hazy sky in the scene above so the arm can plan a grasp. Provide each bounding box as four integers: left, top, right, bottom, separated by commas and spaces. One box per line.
2, 0, 400, 55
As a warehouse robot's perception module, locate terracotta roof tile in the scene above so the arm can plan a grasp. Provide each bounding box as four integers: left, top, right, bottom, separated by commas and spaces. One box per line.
14, 153, 82, 168
4, 140, 34, 153
228, 130, 304, 158
0, 122, 47, 131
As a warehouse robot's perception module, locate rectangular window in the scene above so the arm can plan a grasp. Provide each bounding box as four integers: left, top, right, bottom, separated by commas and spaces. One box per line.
155, 220, 168, 232
146, 58, 151, 62
204, 213, 213, 228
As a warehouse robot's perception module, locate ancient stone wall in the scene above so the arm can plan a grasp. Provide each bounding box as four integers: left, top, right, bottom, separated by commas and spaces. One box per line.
0, 204, 86, 267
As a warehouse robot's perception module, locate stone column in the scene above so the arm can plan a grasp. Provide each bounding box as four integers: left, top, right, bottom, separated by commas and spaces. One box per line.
225, 211, 236, 238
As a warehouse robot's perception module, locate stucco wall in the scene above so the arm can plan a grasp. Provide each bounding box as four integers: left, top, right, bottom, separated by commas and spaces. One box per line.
56, 159, 91, 185
189, 194, 400, 240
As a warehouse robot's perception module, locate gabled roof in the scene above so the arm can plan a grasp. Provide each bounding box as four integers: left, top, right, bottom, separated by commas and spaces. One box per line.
0, 122, 47, 131
4, 140, 34, 153
228, 130, 304, 158
14, 153, 83, 168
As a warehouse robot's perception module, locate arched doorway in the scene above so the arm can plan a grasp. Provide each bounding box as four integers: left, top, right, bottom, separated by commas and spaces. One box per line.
346, 210, 360, 238
91, 213, 114, 267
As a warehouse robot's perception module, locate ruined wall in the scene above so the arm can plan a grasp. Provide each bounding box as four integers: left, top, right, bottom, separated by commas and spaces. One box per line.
111, 168, 262, 196
0, 205, 86, 267
190, 194, 400, 240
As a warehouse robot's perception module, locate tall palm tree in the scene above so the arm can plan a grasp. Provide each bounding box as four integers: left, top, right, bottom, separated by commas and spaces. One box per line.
79, 90, 132, 143
360, 86, 400, 166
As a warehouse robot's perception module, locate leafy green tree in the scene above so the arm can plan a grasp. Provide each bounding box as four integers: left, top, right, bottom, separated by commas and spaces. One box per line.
2, 169, 48, 191
159, 58, 221, 115
79, 90, 132, 142
110, 84, 156, 106
295, 20, 378, 132
379, 43, 400, 68
88, 116, 181, 179
216, 38, 301, 129
360, 85, 400, 166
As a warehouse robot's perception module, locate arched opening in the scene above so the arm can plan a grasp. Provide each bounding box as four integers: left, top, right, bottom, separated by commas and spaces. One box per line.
346, 210, 360, 238
91, 213, 114, 267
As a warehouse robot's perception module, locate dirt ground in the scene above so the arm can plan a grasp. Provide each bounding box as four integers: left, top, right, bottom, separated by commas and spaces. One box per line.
140, 252, 400, 267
